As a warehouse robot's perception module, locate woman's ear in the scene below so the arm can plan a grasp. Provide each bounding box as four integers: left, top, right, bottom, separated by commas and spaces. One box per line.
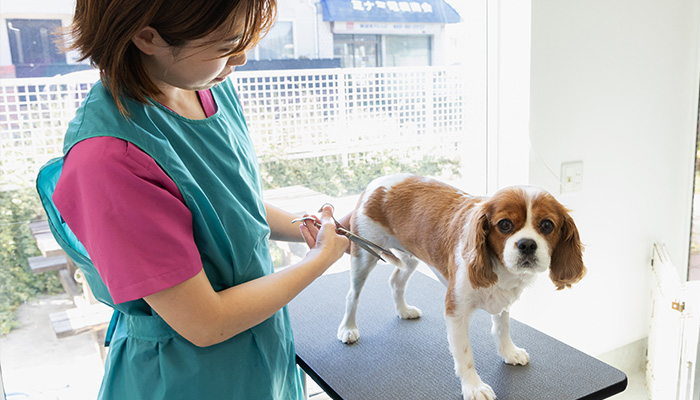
465, 205, 497, 289
131, 26, 167, 56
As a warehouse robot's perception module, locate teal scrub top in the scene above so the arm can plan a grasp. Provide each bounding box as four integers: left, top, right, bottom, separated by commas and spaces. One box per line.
36, 79, 304, 399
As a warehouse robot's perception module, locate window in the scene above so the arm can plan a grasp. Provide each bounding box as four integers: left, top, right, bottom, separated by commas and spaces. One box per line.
6, 19, 66, 66
0, 1, 479, 399
689, 104, 700, 280
4, 18, 91, 78
385, 35, 431, 67
333, 34, 432, 68
333, 34, 381, 68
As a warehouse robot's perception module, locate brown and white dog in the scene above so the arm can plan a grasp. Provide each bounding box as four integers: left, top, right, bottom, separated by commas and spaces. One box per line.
337, 174, 586, 400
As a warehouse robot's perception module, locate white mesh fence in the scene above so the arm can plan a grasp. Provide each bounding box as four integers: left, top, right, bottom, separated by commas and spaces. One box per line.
0, 66, 466, 189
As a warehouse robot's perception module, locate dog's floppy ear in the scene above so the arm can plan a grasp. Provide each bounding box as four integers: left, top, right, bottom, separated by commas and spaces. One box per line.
465, 204, 498, 289
549, 212, 586, 290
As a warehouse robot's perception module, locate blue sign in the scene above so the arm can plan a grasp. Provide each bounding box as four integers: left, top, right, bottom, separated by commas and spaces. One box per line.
321, 0, 461, 24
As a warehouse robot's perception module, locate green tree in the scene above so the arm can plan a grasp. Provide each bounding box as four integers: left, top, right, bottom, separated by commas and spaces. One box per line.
0, 189, 62, 334
260, 153, 461, 196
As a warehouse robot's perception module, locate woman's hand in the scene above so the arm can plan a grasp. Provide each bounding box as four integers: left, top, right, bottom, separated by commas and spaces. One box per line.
297, 214, 321, 248
299, 207, 352, 255
300, 205, 349, 265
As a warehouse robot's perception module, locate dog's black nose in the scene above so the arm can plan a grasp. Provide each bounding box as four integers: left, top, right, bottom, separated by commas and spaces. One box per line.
517, 239, 537, 255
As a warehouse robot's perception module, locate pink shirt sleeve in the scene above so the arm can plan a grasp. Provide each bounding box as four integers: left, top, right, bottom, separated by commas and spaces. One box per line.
53, 136, 203, 304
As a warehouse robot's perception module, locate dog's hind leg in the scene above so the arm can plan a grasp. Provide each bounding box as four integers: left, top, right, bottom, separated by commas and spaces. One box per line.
337, 250, 378, 344
390, 254, 422, 320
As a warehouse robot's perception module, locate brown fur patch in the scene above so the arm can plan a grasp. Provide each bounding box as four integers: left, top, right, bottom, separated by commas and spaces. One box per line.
362, 186, 391, 234
360, 177, 585, 313
483, 188, 528, 266
530, 191, 587, 289
464, 204, 498, 290
362, 176, 483, 286
445, 281, 459, 316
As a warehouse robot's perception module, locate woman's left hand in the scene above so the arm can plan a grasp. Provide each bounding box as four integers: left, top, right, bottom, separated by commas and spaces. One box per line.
299, 209, 352, 254
298, 213, 321, 248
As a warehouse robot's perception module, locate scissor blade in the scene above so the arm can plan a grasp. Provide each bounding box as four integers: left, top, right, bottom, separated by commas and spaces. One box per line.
348, 236, 386, 262
339, 228, 393, 261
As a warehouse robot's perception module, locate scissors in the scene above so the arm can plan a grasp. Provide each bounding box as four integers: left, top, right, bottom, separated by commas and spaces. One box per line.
292, 204, 394, 262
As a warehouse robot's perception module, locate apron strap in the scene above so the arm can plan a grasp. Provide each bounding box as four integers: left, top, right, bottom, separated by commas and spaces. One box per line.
105, 309, 121, 347
104, 309, 178, 346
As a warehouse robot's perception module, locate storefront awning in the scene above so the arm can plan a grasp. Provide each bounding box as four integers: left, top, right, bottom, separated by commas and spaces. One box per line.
320, 0, 461, 24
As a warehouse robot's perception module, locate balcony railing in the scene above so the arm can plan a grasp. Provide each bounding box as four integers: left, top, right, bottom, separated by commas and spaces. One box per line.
0, 66, 466, 189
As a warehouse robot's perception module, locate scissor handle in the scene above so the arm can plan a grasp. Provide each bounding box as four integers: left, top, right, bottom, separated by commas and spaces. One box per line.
293, 216, 349, 238
291, 216, 322, 229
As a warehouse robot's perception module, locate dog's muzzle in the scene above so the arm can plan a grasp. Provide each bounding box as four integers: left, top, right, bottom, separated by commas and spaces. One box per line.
517, 239, 537, 256
516, 239, 540, 269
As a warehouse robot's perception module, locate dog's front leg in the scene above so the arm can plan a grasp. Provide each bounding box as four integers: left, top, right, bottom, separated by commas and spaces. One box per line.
446, 310, 496, 400
491, 310, 529, 366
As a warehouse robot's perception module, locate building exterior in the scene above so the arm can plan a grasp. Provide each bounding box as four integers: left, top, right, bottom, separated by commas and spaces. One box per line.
0, 0, 461, 77
318, 0, 460, 67
260, 0, 461, 68
0, 0, 81, 78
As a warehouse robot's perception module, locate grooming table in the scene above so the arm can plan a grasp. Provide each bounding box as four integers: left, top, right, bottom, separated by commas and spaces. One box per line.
289, 267, 627, 400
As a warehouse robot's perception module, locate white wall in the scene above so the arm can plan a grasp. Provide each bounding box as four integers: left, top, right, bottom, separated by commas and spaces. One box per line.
277, 0, 319, 59
0, 0, 74, 14
503, 0, 700, 355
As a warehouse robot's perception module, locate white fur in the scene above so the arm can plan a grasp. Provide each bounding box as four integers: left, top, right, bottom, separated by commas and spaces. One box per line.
337, 175, 562, 400
502, 192, 550, 275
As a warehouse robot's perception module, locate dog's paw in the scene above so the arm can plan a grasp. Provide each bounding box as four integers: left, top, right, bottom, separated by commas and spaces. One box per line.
337, 325, 360, 344
461, 382, 496, 400
398, 305, 422, 320
500, 345, 530, 366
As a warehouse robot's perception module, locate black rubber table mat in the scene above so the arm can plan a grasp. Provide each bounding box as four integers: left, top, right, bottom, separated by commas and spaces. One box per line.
289, 267, 627, 400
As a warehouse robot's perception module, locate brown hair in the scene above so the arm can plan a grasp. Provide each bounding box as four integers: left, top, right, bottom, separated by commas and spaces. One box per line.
59, 0, 276, 116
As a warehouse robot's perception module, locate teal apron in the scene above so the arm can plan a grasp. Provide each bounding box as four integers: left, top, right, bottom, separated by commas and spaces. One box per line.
36, 79, 304, 399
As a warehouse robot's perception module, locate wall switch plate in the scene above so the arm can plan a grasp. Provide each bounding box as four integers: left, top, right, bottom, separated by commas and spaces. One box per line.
561, 161, 583, 194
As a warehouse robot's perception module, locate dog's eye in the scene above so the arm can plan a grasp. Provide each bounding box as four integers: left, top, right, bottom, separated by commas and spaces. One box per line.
497, 219, 513, 233
540, 219, 554, 234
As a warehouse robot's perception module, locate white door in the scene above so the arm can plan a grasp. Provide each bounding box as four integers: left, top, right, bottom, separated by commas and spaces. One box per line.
647, 242, 700, 400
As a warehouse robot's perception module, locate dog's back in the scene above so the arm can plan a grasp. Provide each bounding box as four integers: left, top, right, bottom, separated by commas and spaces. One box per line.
352, 174, 481, 275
